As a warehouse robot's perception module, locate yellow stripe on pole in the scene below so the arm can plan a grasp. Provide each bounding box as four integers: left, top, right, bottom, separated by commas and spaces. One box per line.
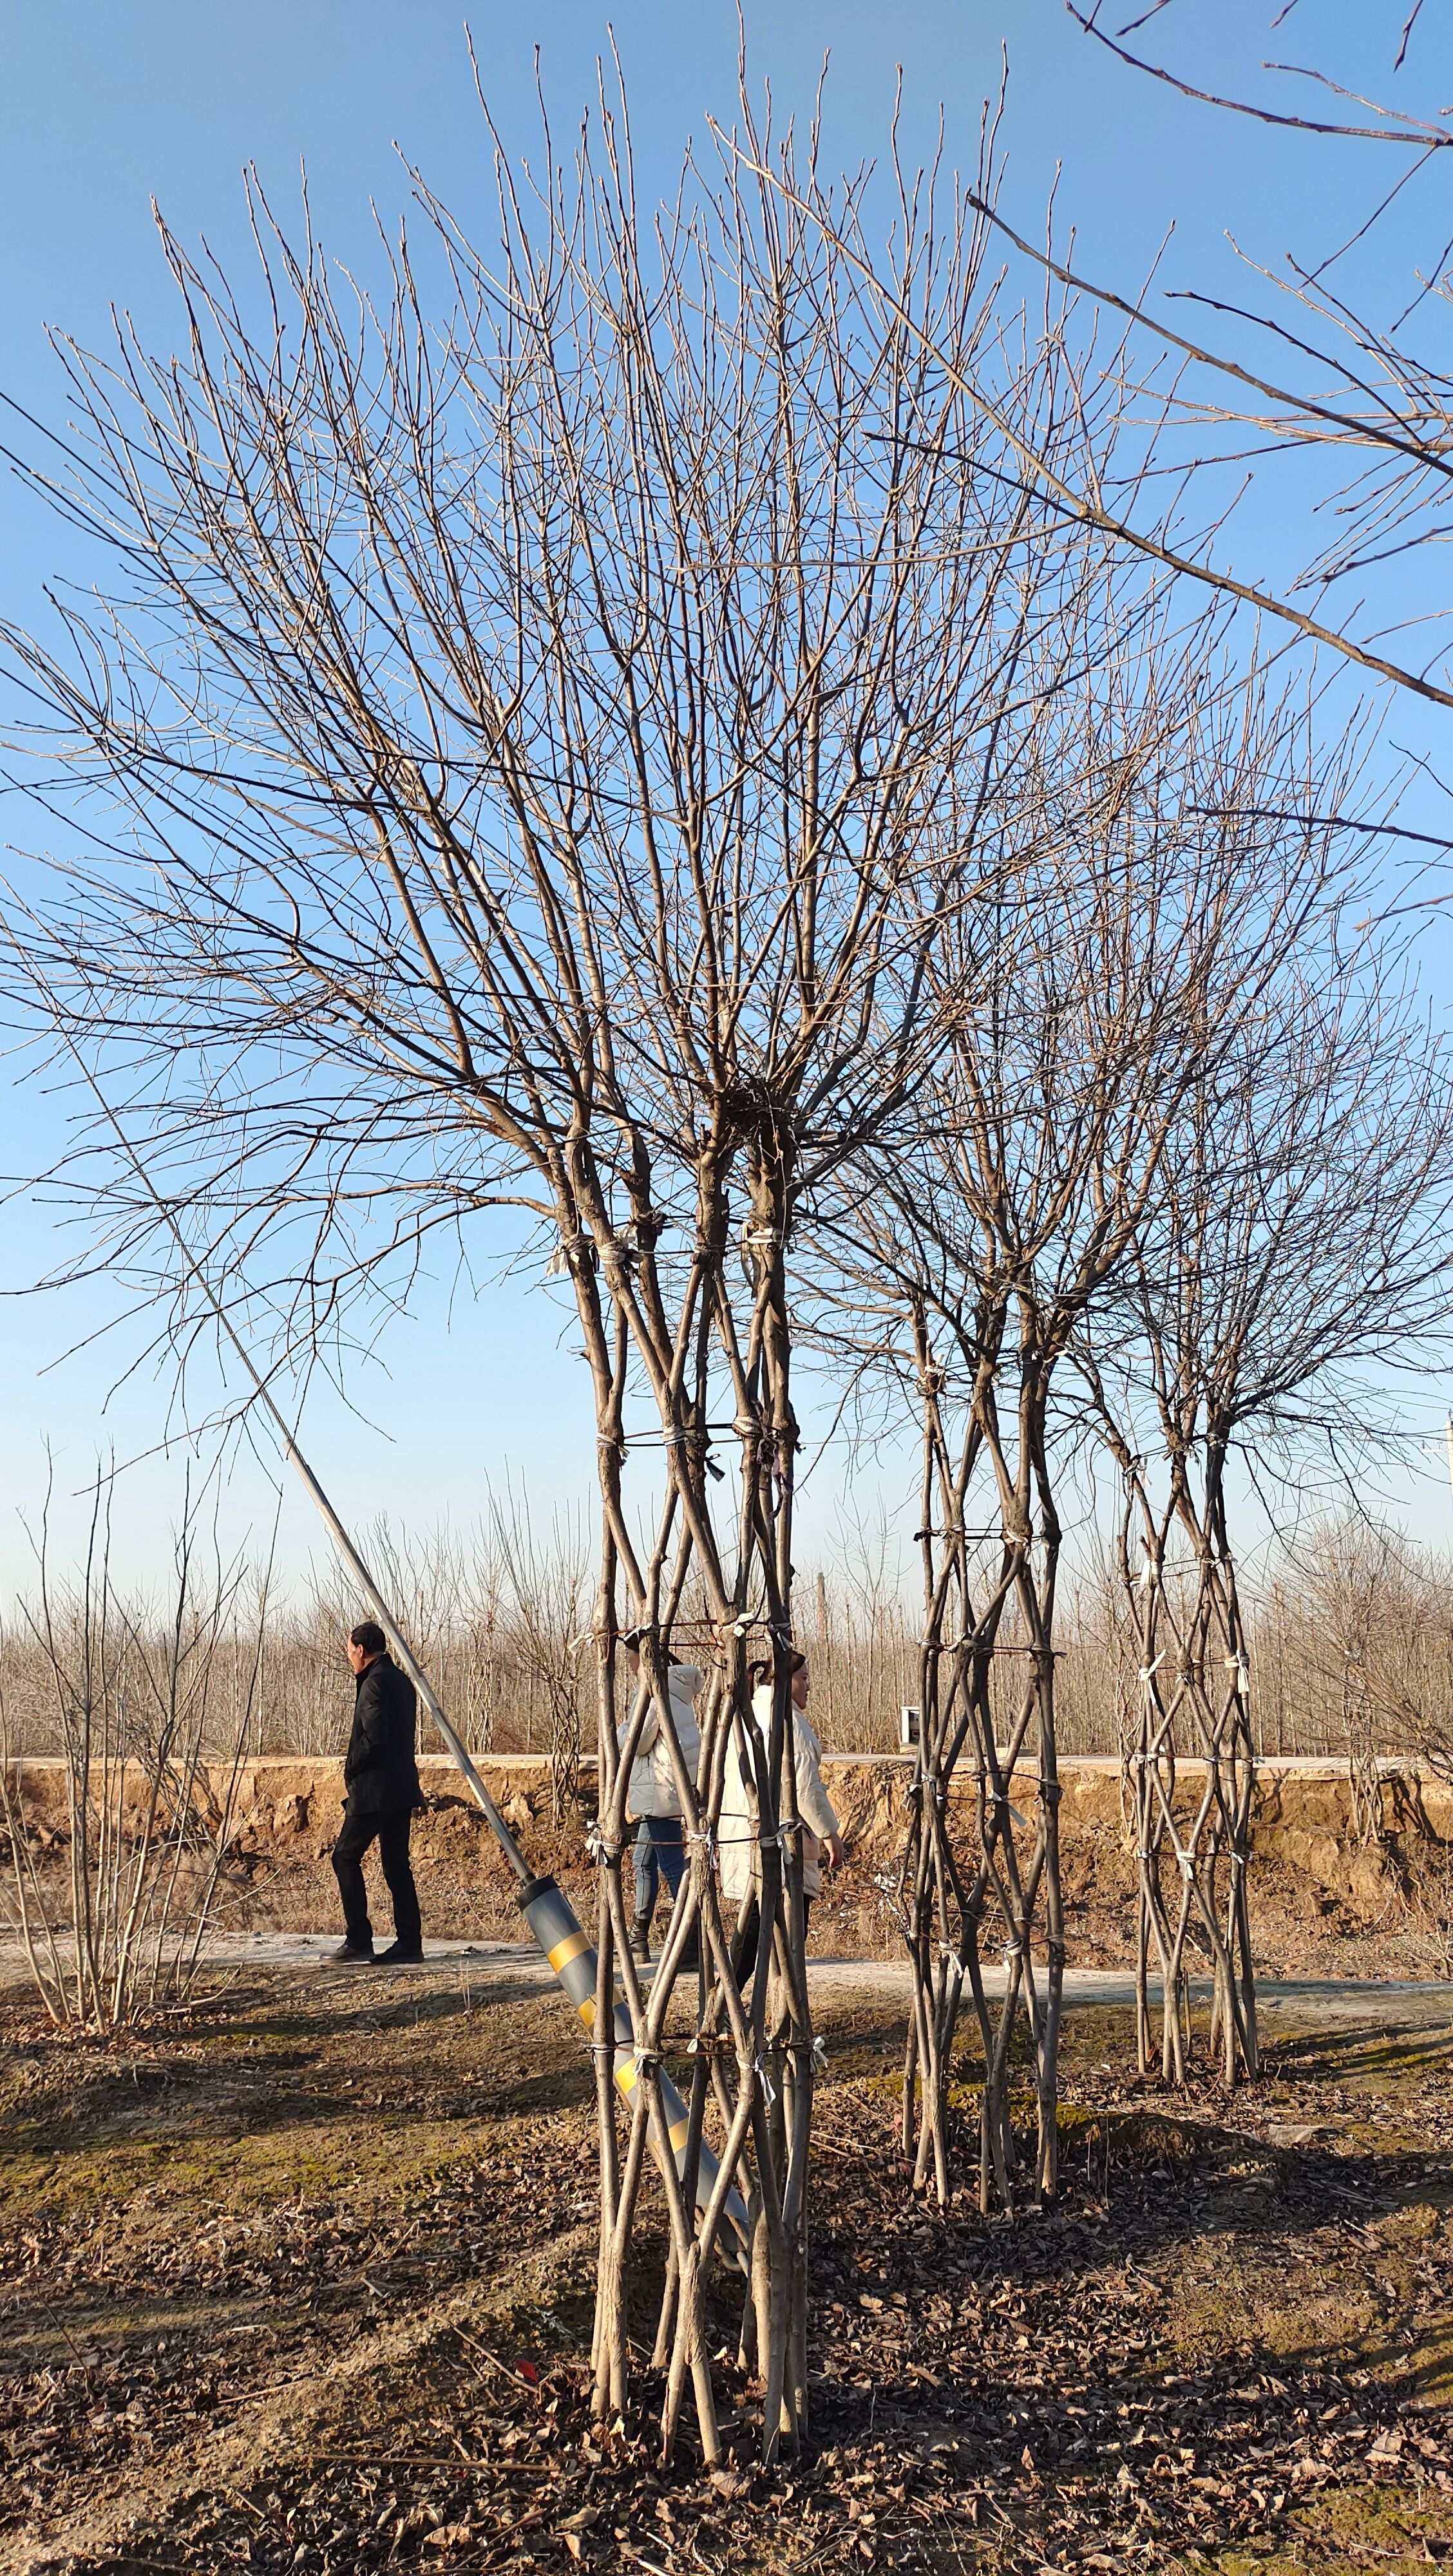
547, 1929, 591, 1973
669, 2117, 690, 2152
577, 1994, 596, 2031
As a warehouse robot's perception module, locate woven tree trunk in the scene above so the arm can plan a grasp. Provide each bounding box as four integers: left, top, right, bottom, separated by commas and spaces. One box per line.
898, 1310, 1020, 2208
894, 1321, 1071, 2213
1081, 934, 1453, 2094
1112, 1450, 1258, 2087
574, 1137, 821, 2461
821, 589, 1371, 2192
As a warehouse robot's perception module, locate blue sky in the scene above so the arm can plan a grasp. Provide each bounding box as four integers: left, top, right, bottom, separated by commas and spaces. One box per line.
4, 0, 1453, 1604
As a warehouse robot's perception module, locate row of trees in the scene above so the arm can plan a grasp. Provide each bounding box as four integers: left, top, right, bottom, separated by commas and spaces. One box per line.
3, 64, 1452, 2458
377, 1508, 1432, 1794
15, 1501, 1453, 1772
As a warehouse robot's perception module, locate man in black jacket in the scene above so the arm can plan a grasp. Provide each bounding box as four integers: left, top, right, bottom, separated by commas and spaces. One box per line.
331, 1622, 424, 1965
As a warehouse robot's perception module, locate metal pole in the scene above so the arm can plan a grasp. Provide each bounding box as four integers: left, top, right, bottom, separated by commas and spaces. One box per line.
62, 1045, 747, 2263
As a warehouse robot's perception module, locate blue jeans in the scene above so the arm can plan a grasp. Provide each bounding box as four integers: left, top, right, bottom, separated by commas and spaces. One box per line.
632, 1814, 685, 1928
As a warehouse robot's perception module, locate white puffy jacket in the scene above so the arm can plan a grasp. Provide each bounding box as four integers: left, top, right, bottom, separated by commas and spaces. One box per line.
619, 1663, 702, 1821
718, 1685, 840, 1902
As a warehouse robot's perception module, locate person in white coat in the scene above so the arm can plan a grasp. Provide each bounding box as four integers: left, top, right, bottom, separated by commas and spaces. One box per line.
718, 1651, 843, 1979
618, 1629, 701, 1965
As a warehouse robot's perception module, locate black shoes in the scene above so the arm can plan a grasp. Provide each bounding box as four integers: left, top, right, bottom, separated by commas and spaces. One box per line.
377, 1940, 425, 1965
629, 1925, 652, 1964
332, 1941, 375, 1965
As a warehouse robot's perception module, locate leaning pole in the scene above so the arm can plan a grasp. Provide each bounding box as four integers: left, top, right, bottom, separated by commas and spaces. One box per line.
68, 1046, 749, 2267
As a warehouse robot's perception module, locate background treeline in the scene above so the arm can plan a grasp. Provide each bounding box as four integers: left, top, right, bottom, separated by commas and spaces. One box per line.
6, 1506, 1450, 1770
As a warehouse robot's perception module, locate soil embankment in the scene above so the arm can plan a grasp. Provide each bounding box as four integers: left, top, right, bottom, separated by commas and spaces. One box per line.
6, 1752, 1452, 1981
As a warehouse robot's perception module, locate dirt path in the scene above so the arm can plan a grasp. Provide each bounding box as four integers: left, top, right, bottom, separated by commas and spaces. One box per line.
14, 1926, 1443, 2036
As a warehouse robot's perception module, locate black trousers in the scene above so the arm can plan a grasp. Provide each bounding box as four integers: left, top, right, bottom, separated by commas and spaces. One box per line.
332, 1801, 421, 1950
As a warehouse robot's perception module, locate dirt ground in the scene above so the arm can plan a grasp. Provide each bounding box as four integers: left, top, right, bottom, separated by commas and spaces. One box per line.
2, 1947, 1450, 2576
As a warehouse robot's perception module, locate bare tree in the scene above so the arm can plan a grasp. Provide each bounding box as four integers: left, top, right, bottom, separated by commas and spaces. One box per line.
1302, 1537, 1453, 1771
1280, 1516, 1438, 1847
1083, 929, 1453, 2084
815, 603, 1339, 2206
0, 1463, 266, 2029
487, 1490, 591, 1824
1262, 1515, 1453, 1965
714, 64, 1453, 2096
1037, 7, 1453, 726
0, 73, 1119, 2456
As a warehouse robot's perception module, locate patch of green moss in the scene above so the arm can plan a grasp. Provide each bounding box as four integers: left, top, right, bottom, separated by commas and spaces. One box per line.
1398, 2309, 1453, 2404
3, 2117, 474, 2223
1189, 2490, 1453, 2576
1295, 2479, 1453, 2565
1378, 2193, 1451, 2240
1201, 2552, 1306, 2576
1154, 2228, 1385, 2371
0, 2087, 594, 2238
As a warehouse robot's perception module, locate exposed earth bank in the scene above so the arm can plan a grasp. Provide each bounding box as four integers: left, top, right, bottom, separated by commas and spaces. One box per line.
8, 1752, 1451, 1982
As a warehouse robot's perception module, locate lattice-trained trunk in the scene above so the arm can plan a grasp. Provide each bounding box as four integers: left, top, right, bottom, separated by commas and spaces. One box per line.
897, 1306, 1067, 2213
899, 1331, 1012, 2207
1115, 1443, 1258, 2088
565, 1132, 818, 2463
